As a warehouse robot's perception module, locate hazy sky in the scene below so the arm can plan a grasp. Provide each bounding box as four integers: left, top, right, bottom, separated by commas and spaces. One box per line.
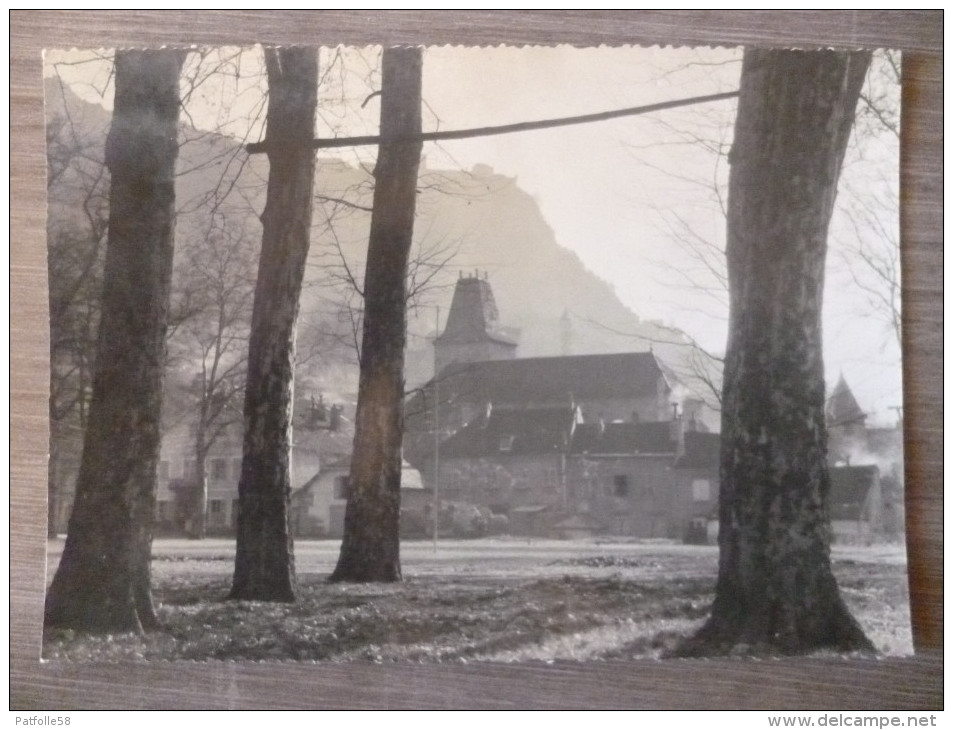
44, 45, 902, 423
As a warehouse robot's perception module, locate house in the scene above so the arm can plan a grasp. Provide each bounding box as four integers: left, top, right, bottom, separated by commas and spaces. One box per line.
829, 465, 883, 544
156, 421, 246, 536
404, 350, 684, 474
432, 397, 721, 540
672, 430, 721, 543
566, 420, 679, 538
405, 278, 900, 543
407, 274, 698, 467
155, 394, 347, 536
290, 457, 428, 539
437, 403, 580, 520
825, 375, 904, 540
565, 420, 720, 541
865, 427, 905, 538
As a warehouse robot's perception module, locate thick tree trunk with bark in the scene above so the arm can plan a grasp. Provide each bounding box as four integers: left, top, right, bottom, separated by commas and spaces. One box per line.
44, 50, 184, 633
329, 48, 424, 583
229, 47, 317, 602
678, 50, 875, 656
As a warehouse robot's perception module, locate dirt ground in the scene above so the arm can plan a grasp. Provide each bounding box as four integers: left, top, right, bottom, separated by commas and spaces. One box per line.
42, 538, 913, 662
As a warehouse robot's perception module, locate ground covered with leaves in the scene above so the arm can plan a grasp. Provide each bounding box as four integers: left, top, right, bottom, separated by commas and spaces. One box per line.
42, 539, 912, 663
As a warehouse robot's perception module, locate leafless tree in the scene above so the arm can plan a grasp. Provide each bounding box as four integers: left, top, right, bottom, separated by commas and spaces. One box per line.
330, 47, 425, 583
46, 112, 110, 534
833, 50, 901, 352
634, 50, 900, 395
45, 49, 187, 633
677, 49, 874, 657
302, 189, 463, 370
229, 46, 318, 602
43, 48, 269, 537
167, 218, 256, 538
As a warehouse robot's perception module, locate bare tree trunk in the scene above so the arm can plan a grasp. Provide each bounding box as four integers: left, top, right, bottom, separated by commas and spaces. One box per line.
329, 47, 424, 583
44, 49, 184, 633
677, 50, 875, 656
229, 47, 317, 602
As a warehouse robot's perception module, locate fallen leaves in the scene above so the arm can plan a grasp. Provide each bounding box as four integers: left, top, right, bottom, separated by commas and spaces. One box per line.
41, 548, 911, 663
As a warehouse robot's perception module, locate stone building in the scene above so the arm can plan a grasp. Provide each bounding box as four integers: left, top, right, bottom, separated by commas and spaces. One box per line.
404, 273, 722, 539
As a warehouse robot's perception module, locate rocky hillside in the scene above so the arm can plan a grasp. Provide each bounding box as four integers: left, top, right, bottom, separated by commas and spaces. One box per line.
45, 78, 719, 408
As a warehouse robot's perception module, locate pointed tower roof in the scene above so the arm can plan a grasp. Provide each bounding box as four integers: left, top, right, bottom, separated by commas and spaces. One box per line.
435, 273, 517, 346
826, 374, 866, 427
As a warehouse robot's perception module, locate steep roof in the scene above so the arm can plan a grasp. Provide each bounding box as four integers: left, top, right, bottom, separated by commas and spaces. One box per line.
826, 375, 866, 428
441, 405, 577, 458
570, 421, 675, 455
435, 275, 517, 346
432, 351, 668, 406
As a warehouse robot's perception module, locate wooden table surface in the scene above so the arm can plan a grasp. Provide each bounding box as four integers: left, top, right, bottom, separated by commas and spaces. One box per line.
10, 11, 943, 710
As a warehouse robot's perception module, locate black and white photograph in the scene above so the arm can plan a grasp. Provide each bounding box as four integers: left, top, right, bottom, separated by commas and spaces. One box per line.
41, 42, 909, 663
11, 12, 941, 711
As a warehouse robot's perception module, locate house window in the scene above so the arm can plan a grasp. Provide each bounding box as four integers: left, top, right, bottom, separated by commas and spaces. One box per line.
211, 458, 228, 481
156, 500, 171, 521
613, 474, 630, 498
499, 434, 515, 452
333, 475, 350, 500
209, 499, 225, 525
692, 479, 711, 502
158, 461, 170, 481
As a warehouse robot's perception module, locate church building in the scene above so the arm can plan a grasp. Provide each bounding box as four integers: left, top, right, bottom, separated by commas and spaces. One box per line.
403, 273, 719, 540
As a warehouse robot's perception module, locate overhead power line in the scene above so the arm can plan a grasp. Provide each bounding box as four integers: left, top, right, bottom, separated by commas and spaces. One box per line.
246, 90, 739, 154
